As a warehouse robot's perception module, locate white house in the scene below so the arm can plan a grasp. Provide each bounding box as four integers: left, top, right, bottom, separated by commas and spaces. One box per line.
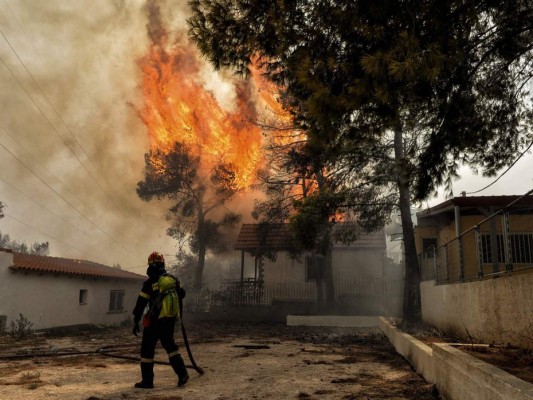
233, 223, 402, 315
0, 248, 145, 330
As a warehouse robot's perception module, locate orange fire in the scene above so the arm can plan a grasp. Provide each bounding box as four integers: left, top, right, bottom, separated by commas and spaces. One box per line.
137, 34, 263, 190
249, 61, 306, 148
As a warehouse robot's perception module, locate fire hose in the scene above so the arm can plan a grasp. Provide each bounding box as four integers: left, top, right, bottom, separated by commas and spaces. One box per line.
178, 296, 204, 374
0, 344, 195, 370
0, 300, 204, 375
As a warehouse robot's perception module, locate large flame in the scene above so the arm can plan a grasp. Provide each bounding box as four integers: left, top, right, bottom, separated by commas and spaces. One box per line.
249, 61, 305, 148
137, 32, 263, 190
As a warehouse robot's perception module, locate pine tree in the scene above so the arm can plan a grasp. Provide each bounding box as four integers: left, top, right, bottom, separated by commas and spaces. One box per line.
188, 0, 532, 320
137, 142, 241, 289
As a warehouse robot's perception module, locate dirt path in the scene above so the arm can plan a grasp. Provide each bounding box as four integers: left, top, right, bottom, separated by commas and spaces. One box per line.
0, 323, 438, 399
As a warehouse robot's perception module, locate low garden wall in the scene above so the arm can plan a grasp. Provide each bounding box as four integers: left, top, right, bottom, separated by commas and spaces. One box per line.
420, 273, 533, 350
379, 318, 533, 400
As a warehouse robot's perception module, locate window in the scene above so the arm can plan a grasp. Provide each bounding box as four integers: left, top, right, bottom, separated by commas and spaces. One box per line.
79, 289, 88, 305
422, 238, 438, 257
109, 290, 125, 312
479, 233, 533, 264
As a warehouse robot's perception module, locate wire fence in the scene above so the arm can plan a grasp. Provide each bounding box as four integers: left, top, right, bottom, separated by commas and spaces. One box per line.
420, 189, 533, 284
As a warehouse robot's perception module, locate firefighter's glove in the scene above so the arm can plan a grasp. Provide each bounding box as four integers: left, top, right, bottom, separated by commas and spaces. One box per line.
132, 323, 140, 336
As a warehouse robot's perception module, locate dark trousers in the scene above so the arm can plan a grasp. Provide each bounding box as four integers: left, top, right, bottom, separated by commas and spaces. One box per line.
140, 316, 179, 360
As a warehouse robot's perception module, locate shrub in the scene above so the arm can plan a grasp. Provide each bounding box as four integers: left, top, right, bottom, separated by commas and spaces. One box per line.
9, 313, 33, 340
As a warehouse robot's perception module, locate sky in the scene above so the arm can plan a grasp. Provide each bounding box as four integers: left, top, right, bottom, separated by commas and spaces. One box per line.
1, 0, 532, 273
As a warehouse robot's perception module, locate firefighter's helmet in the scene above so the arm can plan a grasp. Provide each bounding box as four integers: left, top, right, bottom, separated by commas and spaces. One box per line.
148, 251, 165, 265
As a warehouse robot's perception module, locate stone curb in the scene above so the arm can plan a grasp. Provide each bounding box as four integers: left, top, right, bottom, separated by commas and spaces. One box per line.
379, 317, 533, 400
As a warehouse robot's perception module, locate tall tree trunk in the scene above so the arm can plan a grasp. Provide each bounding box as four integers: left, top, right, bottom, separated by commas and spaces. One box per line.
323, 243, 335, 309
194, 209, 206, 290
393, 122, 422, 322
314, 167, 335, 309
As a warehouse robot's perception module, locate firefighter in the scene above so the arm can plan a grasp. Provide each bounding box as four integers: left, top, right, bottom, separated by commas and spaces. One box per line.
132, 251, 188, 389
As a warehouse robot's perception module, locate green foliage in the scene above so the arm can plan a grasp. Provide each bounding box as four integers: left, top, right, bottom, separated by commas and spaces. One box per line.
137, 141, 242, 287
289, 191, 345, 253
9, 313, 33, 340
169, 253, 197, 289
189, 0, 533, 200
189, 0, 532, 318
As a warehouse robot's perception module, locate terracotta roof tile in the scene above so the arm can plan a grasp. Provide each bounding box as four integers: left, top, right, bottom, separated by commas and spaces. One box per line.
234, 223, 385, 251
1, 249, 144, 280
234, 224, 295, 251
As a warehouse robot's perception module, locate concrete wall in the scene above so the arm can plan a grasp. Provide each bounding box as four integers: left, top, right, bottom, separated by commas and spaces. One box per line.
421, 273, 533, 349
433, 343, 533, 400
0, 252, 142, 330
379, 317, 436, 384
380, 317, 533, 400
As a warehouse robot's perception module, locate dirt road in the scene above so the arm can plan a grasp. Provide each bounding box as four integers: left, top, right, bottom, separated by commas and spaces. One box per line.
0, 322, 438, 399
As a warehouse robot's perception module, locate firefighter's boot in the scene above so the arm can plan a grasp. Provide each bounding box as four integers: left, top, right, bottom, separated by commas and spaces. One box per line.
134, 362, 154, 389
170, 354, 189, 387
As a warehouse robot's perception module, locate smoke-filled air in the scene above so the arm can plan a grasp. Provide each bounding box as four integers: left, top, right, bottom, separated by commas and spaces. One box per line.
0, 0, 278, 271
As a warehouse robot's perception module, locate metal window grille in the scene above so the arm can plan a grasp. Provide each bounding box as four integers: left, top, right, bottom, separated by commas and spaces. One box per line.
479, 233, 533, 264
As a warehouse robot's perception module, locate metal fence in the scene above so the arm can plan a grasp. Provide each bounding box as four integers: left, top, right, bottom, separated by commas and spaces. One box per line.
420, 189, 533, 284
183, 275, 403, 312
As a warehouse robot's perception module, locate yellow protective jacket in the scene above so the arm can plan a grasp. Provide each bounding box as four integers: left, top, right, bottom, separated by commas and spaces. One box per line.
156, 274, 179, 318
132, 273, 184, 323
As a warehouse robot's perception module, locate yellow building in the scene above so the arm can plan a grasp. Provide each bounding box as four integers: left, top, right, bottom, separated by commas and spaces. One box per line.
415, 195, 533, 283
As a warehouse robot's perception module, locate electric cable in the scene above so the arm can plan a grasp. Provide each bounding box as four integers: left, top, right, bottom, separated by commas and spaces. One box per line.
0, 177, 95, 238
4, 213, 104, 263
0, 140, 135, 258
0, 128, 94, 213
466, 141, 533, 194
0, 32, 146, 239
0, 29, 90, 159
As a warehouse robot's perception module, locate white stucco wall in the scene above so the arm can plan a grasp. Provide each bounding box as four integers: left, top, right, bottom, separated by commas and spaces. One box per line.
332, 247, 384, 279
263, 253, 306, 285
0, 252, 143, 330
260, 247, 385, 287
421, 273, 533, 349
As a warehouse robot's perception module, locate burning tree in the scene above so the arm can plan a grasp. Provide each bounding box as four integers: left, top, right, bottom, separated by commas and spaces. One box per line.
188, 0, 532, 321
134, 0, 266, 289
137, 142, 241, 289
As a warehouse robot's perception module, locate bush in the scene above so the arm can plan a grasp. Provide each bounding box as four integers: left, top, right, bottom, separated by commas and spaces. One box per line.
9, 313, 33, 340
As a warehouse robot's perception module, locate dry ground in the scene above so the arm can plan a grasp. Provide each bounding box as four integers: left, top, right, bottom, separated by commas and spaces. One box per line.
0, 322, 439, 400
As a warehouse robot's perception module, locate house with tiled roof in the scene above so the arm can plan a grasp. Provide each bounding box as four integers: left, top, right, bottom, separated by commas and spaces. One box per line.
0, 248, 144, 330
233, 223, 397, 315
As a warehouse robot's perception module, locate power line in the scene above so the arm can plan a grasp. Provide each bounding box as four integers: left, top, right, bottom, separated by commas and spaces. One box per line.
0, 32, 144, 237
4, 213, 105, 264
0, 176, 94, 239
2, 0, 46, 66
0, 139, 135, 257
0, 128, 94, 213
0, 29, 90, 159
466, 141, 533, 195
